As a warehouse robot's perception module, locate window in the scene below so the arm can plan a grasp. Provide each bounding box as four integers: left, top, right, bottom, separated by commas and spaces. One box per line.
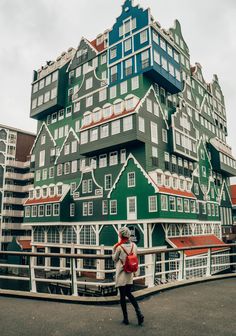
42, 168, 47, 180
169, 197, 176, 211
101, 124, 109, 138
177, 198, 183, 212
99, 154, 107, 168
45, 204, 52, 216
149, 196, 157, 212
194, 183, 199, 195
57, 185, 63, 195
127, 197, 137, 220
128, 172, 135, 187
70, 204, 75, 217
124, 38, 132, 52
161, 57, 168, 71
140, 30, 148, 44
32, 98, 37, 109
39, 150, 45, 167
139, 117, 145, 132
53, 203, 60, 216
59, 127, 64, 139
151, 122, 158, 144
105, 174, 112, 190
39, 79, 44, 90
154, 50, 161, 64
120, 81, 128, 95
83, 202, 93, 216
75, 66, 81, 77
110, 200, 117, 215
123, 116, 133, 131
131, 76, 139, 90
51, 87, 57, 99
52, 71, 58, 82
114, 102, 123, 115
32, 206, 37, 217
110, 85, 117, 99
86, 95, 93, 107
161, 195, 168, 211
41, 134, 46, 145
184, 199, 190, 213
74, 101, 81, 113
64, 144, 70, 155
153, 31, 159, 44
111, 65, 117, 82
90, 128, 98, 142
153, 102, 159, 116
160, 38, 166, 50
99, 89, 107, 102
109, 152, 118, 166
101, 53, 107, 65
102, 200, 108, 215
147, 98, 152, 113
32, 82, 38, 93
57, 164, 62, 176
82, 180, 88, 194
38, 205, 44, 217
125, 58, 132, 76
71, 140, 77, 153
81, 131, 88, 144
120, 149, 126, 164
162, 129, 168, 143
25, 207, 31, 218
86, 77, 93, 90
69, 160, 76, 174
66, 106, 72, 117
141, 50, 149, 68
64, 162, 70, 175
110, 47, 117, 59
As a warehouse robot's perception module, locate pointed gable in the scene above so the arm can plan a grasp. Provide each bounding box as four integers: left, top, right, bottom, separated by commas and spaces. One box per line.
108, 153, 158, 199
55, 128, 80, 164
169, 19, 190, 56
69, 37, 98, 72
31, 123, 56, 169
219, 181, 232, 207
197, 138, 213, 196
73, 168, 103, 200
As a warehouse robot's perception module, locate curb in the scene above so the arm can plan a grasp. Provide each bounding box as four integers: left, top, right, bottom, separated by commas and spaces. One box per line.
0, 273, 235, 305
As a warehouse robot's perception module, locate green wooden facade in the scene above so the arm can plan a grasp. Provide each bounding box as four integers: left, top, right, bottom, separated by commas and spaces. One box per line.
24, 0, 235, 269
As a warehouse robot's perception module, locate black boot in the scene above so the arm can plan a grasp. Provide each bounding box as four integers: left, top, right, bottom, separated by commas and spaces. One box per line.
137, 311, 144, 326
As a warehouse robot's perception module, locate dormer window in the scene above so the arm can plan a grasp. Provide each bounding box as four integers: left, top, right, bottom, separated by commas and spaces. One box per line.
103, 105, 113, 119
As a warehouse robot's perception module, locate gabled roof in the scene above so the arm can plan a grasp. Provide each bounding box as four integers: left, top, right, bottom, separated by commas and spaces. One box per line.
168, 235, 227, 257
157, 186, 196, 199
107, 153, 158, 198
90, 39, 106, 53
30, 122, 56, 155
55, 128, 80, 164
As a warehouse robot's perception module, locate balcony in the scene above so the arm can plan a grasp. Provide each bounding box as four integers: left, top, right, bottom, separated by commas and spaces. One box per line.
4, 172, 34, 181
208, 139, 236, 177
1, 223, 30, 230
2, 210, 24, 217
3, 184, 24, 193
6, 160, 30, 169
3, 197, 26, 205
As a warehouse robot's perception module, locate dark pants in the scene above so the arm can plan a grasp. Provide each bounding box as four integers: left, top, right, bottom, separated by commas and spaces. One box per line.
119, 285, 141, 320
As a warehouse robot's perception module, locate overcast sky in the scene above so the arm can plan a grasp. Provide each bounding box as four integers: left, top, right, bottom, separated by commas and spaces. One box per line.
0, 0, 235, 154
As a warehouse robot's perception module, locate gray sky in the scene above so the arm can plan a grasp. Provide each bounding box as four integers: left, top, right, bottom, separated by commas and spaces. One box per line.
0, 0, 235, 154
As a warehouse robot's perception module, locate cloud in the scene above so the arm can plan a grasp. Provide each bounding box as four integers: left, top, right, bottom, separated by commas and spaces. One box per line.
0, 0, 235, 157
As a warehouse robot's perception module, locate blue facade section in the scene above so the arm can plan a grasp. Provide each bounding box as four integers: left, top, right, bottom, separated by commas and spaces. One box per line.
109, 0, 149, 46
108, 0, 183, 94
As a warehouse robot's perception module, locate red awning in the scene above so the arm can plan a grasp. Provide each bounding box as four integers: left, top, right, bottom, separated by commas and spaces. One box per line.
168, 235, 227, 257
25, 195, 62, 205
18, 239, 31, 250
158, 186, 196, 199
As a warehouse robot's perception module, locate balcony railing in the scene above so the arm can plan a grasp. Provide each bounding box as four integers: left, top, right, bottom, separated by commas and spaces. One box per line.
5, 160, 30, 169
0, 244, 235, 298
2, 210, 24, 217
3, 197, 26, 205
4, 172, 34, 181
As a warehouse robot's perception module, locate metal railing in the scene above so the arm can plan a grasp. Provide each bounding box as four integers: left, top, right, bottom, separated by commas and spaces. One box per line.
0, 243, 235, 297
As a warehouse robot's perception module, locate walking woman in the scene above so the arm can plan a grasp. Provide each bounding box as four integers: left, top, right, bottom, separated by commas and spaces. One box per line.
112, 226, 144, 326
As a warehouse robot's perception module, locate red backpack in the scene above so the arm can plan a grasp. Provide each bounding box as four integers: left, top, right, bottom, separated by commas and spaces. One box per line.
120, 243, 139, 273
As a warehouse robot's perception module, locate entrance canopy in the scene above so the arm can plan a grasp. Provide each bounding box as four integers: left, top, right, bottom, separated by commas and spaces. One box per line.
168, 235, 227, 257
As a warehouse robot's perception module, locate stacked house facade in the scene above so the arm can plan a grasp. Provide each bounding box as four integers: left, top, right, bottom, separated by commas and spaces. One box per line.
24, 0, 235, 281
0, 124, 35, 251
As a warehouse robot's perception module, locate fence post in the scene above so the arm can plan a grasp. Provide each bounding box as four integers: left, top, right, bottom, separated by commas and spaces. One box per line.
206, 248, 212, 277
29, 256, 37, 293
178, 251, 185, 281
97, 245, 105, 280
70, 256, 78, 296
161, 252, 166, 283
145, 253, 155, 288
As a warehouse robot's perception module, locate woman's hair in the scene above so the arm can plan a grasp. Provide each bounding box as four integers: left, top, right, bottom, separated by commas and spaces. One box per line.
118, 226, 131, 238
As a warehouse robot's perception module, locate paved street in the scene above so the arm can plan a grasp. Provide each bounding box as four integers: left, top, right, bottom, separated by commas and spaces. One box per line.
0, 279, 235, 336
